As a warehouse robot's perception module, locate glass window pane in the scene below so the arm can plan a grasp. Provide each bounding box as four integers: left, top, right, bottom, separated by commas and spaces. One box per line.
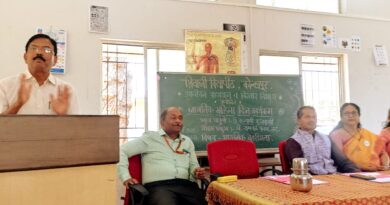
107, 44, 117, 52
307, 0, 339, 13
256, 0, 339, 14
302, 56, 340, 134
259, 53, 342, 134
259, 56, 299, 75
102, 44, 108, 51
147, 49, 159, 131
302, 64, 338, 72
102, 44, 185, 142
302, 56, 337, 64
105, 52, 118, 62
256, 0, 273, 6
159, 50, 186, 72
101, 44, 146, 140
117, 45, 143, 54
274, 0, 304, 10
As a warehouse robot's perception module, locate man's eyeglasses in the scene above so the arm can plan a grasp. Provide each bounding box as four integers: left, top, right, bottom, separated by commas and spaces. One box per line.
342, 111, 359, 117
28, 46, 53, 54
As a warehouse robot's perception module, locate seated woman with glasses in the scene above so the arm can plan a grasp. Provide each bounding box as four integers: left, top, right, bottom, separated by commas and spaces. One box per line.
329, 103, 389, 171
379, 109, 390, 156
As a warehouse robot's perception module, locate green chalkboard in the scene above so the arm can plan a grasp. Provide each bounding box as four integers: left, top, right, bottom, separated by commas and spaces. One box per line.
158, 72, 303, 151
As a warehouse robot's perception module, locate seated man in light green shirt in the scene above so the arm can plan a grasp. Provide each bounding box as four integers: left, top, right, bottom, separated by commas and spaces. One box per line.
117, 107, 207, 205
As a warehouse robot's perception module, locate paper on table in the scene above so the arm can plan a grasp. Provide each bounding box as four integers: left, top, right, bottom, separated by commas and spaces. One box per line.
374, 178, 390, 183
263, 175, 328, 185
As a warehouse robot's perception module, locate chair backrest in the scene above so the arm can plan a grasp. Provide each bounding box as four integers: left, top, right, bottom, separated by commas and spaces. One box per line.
278, 140, 291, 174
207, 139, 259, 179
128, 155, 142, 182
124, 155, 142, 205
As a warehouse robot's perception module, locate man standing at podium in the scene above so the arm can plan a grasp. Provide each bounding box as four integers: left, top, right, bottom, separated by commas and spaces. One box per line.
0, 34, 79, 115
118, 107, 207, 205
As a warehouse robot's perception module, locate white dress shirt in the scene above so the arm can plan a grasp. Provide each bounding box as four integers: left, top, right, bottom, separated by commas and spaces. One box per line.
0, 72, 79, 114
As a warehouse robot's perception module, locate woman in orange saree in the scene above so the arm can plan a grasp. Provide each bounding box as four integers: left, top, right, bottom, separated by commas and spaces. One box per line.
330, 103, 389, 171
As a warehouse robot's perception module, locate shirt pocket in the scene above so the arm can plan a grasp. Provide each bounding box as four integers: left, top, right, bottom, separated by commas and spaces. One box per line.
175, 153, 190, 169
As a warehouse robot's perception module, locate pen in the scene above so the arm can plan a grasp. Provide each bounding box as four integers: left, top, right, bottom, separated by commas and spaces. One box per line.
182, 149, 190, 154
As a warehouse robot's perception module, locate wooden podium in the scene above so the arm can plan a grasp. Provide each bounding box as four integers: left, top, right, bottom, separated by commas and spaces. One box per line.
0, 115, 119, 205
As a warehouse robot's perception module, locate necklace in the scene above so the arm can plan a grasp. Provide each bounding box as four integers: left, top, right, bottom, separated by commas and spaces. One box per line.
163, 135, 185, 154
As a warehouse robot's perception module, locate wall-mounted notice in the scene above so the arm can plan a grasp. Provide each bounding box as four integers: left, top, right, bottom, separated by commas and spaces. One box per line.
351, 36, 361, 52
373, 45, 389, 66
322, 25, 336, 48
300, 24, 315, 47
36, 28, 67, 74
158, 72, 303, 151
89, 5, 109, 33
338, 38, 351, 50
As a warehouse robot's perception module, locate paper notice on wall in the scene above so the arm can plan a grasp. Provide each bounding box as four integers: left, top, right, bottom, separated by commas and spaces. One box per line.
351, 36, 361, 52
300, 24, 315, 47
373, 45, 389, 66
89, 5, 109, 33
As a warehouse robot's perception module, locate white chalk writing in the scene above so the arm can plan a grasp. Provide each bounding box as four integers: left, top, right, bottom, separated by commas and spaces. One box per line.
237, 105, 273, 116
184, 90, 207, 98
183, 76, 208, 89
187, 103, 213, 114
242, 78, 269, 91
208, 77, 235, 89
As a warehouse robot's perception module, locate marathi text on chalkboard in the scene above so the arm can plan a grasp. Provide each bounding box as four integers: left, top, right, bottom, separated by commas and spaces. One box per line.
159, 73, 303, 151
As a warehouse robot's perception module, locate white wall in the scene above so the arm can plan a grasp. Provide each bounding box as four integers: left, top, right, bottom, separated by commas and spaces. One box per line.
0, 0, 389, 132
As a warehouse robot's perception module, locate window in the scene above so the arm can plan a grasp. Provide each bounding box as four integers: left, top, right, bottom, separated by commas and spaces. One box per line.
256, 0, 339, 14
101, 43, 184, 144
259, 56, 299, 75
259, 52, 343, 134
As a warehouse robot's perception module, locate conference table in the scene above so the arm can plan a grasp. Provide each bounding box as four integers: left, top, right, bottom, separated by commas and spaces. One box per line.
206, 171, 390, 205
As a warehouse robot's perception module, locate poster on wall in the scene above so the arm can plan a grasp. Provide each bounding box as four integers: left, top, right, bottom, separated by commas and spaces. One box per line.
300, 24, 315, 47
373, 45, 389, 66
223, 23, 248, 72
351, 36, 361, 52
36, 28, 67, 74
89, 5, 109, 33
322, 25, 337, 47
185, 30, 242, 74
338, 38, 351, 50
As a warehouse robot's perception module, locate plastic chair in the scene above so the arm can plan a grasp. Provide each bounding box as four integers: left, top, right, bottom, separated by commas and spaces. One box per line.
122, 155, 149, 205
207, 139, 259, 179
278, 140, 291, 174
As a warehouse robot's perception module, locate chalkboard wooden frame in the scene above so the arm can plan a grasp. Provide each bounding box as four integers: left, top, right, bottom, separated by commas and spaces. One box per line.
158, 72, 303, 151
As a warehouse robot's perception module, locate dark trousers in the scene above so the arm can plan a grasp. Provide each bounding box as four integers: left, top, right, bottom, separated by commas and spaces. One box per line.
144, 179, 207, 205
